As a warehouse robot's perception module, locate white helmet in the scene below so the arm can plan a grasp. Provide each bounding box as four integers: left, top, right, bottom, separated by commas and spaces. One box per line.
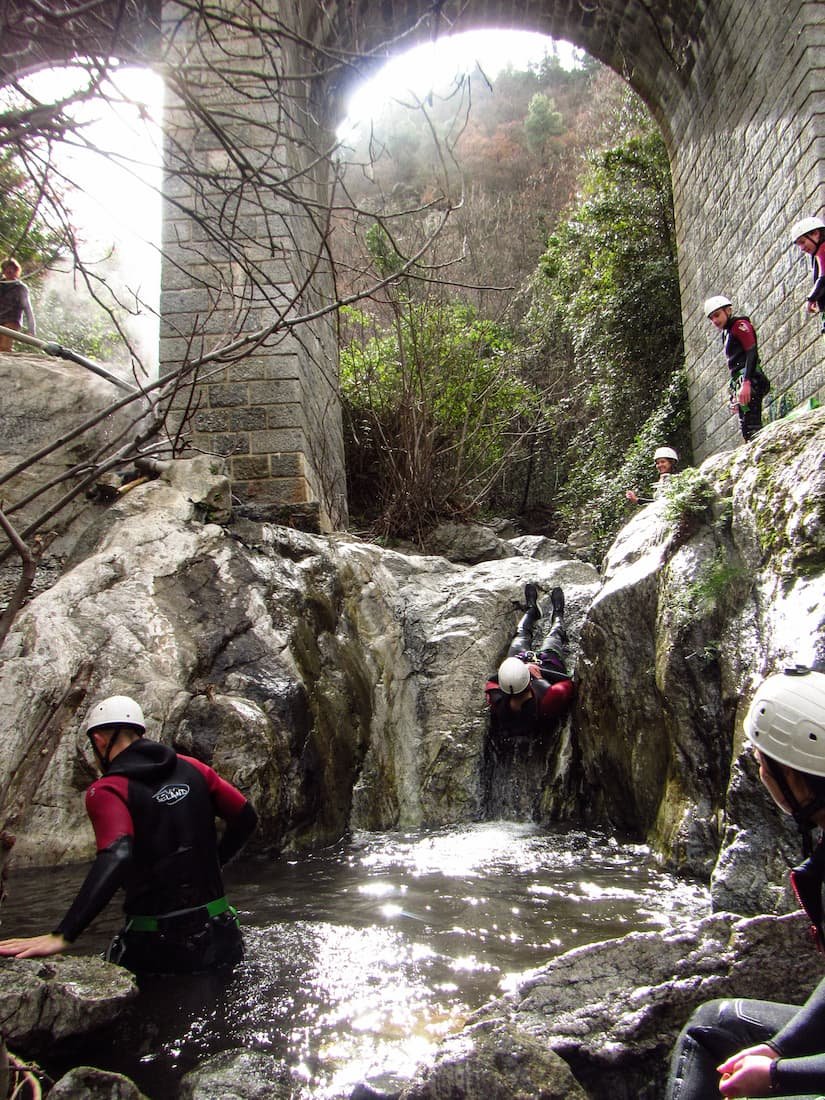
85, 695, 146, 736
704, 295, 732, 316
653, 447, 678, 463
745, 669, 825, 776
498, 657, 531, 695
790, 216, 825, 244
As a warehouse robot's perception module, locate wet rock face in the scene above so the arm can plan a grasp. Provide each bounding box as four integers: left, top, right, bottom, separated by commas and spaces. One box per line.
48, 1066, 150, 1099
0, 955, 137, 1049
179, 1050, 296, 1098
0, 455, 600, 865
574, 410, 825, 906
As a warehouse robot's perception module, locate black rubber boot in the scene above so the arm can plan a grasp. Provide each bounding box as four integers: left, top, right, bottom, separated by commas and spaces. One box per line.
550, 586, 564, 622
524, 582, 541, 617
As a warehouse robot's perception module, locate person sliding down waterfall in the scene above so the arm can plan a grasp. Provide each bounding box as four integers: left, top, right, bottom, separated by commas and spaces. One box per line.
485, 584, 575, 740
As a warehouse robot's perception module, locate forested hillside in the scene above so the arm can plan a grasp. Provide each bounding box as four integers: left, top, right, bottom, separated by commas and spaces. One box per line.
335, 52, 689, 554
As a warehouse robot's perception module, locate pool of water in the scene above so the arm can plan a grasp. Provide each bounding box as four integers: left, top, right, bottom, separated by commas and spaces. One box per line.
0, 821, 709, 1098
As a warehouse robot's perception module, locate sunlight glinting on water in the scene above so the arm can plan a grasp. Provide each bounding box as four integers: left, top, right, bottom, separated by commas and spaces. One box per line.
2, 822, 709, 1098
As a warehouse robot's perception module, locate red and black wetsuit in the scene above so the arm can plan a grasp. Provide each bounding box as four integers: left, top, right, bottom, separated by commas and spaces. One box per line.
721, 314, 770, 441
54, 738, 257, 974
485, 674, 574, 739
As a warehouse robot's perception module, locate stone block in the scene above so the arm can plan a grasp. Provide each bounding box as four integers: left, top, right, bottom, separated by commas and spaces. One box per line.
232, 476, 310, 504
209, 383, 249, 408
269, 452, 304, 477
231, 454, 271, 479
202, 432, 250, 457
248, 379, 303, 405
193, 409, 231, 433
230, 407, 268, 431
266, 403, 302, 429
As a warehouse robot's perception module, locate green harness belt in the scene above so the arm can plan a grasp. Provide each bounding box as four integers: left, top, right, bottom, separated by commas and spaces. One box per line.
126, 895, 235, 933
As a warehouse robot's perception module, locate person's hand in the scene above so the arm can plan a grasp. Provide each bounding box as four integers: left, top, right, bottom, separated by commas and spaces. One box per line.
0, 933, 69, 959
626, 490, 638, 503
806, 299, 820, 314
738, 379, 752, 408
716, 1045, 776, 1096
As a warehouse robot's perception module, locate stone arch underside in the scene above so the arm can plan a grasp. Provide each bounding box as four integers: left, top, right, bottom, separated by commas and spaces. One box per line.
3, 0, 823, 528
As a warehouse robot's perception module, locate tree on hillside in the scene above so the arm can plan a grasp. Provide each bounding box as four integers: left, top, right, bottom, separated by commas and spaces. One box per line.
337, 60, 642, 324
339, 223, 545, 541
524, 92, 564, 157
0, 151, 65, 274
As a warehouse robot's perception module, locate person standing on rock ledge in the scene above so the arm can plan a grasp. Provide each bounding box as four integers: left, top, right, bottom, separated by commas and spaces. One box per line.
665, 667, 825, 1099
0, 258, 36, 352
484, 584, 574, 739
0, 694, 257, 975
705, 294, 770, 442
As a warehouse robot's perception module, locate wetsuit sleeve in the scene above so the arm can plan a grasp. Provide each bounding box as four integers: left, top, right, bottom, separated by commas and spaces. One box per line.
218, 800, 258, 865
809, 244, 825, 307
54, 837, 133, 942
730, 318, 758, 380
537, 679, 574, 719
181, 755, 258, 864
769, 977, 825, 1058
21, 286, 35, 335
54, 778, 135, 941
771, 1053, 825, 1093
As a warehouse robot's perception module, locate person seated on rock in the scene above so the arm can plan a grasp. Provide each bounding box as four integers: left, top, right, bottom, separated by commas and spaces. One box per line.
665, 667, 825, 1099
626, 446, 679, 505
485, 584, 574, 739
0, 694, 257, 976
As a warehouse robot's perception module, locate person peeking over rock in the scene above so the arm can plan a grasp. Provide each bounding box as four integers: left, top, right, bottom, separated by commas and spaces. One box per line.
665, 667, 825, 1099
626, 446, 680, 505
0, 694, 257, 976
484, 583, 575, 740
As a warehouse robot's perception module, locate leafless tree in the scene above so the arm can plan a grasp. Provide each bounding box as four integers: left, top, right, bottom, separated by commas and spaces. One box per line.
0, 0, 485, 645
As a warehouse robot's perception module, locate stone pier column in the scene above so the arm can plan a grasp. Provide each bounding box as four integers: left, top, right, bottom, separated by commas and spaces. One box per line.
158, 0, 347, 531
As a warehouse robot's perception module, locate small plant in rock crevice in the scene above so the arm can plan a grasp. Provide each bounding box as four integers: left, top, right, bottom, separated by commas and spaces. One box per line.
666, 548, 747, 634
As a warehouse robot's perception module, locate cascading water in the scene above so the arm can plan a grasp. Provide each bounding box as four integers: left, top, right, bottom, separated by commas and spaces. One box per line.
1, 821, 709, 1098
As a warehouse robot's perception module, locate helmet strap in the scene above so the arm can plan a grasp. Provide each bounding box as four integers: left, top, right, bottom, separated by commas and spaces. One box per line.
764, 756, 825, 853
89, 727, 121, 772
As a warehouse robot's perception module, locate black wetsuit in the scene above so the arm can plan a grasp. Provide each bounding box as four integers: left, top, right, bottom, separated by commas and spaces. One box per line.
721, 314, 769, 441
808, 240, 825, 333
54, 739, 257, 974
667, 840, 825, 1098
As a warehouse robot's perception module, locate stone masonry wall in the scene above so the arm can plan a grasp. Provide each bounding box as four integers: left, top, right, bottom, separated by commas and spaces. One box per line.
666, 0, 825, 460
158, 1, 347, 531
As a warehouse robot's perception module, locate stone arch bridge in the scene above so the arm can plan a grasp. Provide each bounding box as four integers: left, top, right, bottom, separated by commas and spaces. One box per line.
4, 0, 824, 529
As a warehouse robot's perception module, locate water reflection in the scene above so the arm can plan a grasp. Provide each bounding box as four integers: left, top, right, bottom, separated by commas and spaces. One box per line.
1, 822, 709, 1098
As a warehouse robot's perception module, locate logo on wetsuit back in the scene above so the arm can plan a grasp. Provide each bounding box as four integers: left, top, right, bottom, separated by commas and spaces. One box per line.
154, 783, 190, 805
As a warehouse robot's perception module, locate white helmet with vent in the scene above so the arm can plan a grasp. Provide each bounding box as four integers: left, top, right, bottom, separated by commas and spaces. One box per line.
745, 669, 825, 776
790, 216, 825, 244
497, 657, 531, 695
653, 447, 678, 463
84, 695, 146, 736
704, 295, 732, 316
